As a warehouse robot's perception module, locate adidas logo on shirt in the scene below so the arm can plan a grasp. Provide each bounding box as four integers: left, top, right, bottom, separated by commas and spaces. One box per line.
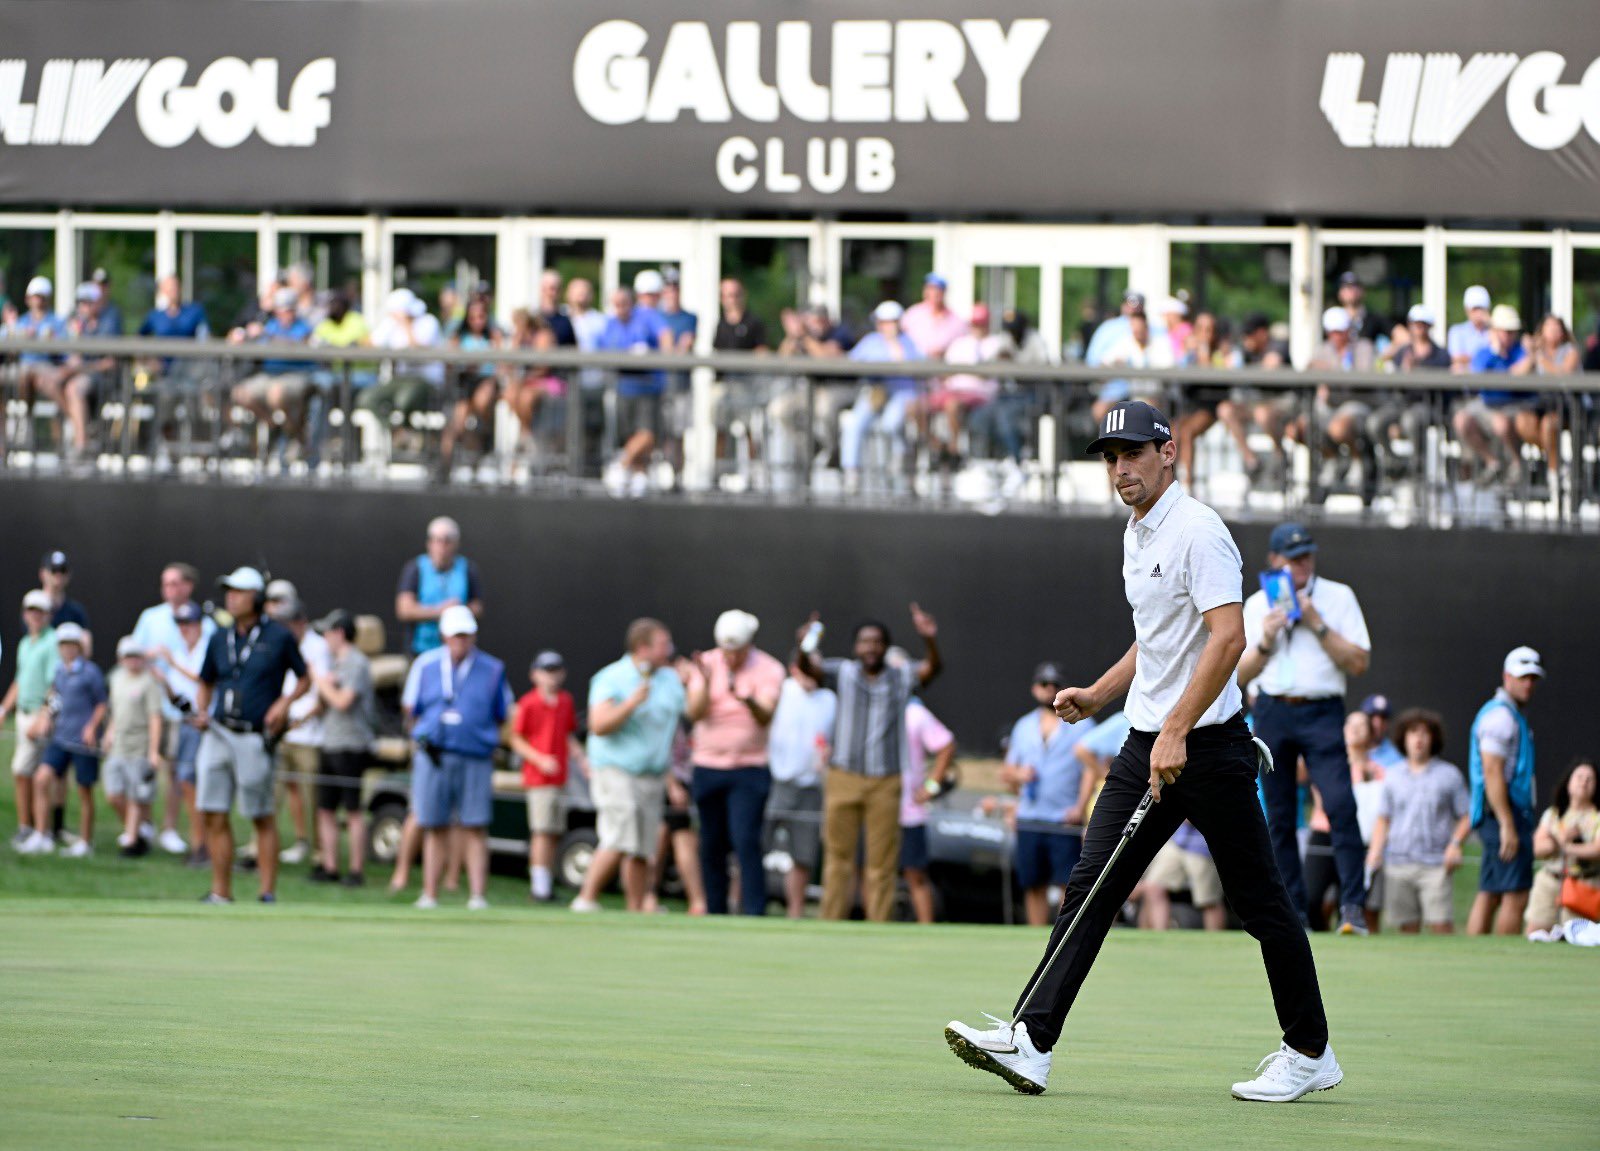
1150, 564, 1163, 577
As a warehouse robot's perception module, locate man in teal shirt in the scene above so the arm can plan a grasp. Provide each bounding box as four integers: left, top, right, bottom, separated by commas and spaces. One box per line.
571, 617, 690, 913
1, 590, 58, 847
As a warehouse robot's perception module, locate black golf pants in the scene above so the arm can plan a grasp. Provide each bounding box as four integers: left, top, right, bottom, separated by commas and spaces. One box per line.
1013, 713, 1329, 1056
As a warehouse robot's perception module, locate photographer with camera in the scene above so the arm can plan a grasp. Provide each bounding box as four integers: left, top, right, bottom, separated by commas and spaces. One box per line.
401, 605, 512, 910
194, 568, 309, 904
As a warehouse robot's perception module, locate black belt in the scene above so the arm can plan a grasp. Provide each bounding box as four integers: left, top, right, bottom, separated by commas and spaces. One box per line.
215, 716, 263, 735
1263, 694, 1340, 707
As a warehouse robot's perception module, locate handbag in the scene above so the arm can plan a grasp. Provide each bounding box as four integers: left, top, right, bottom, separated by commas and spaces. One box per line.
1559, 874, 1600, 921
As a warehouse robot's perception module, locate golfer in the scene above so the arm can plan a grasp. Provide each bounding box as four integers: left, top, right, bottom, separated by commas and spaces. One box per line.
945, 400, 1341, 1102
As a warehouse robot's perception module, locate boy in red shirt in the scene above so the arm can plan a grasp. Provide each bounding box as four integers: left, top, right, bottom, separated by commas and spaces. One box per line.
508, 650, 583, 901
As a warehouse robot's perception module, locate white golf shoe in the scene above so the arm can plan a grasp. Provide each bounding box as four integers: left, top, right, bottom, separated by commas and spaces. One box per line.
158, 829, 188, 855
64, 840, 93, 858
944, 1014, 1051, 1095
1231, 1043, 1343, 1102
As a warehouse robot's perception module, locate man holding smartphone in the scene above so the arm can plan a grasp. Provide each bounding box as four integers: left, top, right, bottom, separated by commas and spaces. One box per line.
1237, 523, 1373, 934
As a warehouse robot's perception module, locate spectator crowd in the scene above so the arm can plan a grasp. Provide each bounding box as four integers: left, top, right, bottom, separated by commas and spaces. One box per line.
3, 266, 1597, 510
5, 515, 1596, 938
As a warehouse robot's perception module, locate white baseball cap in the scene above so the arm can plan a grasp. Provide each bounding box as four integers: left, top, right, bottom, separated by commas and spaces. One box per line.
24, 275, 52, 298
713, 609, 760, 650
1503, 646, 1544, 679
632, 269, 665, 295
385, 287, 417, 316
873, 300, 904, 324
54, 622, 87, 646
440, 604, 478, 638
1490, 304, 1522, 332
22, 589, 51, 612
216, 566, 266, 593
1406, 304, 1437, 326
1321, 306, 1351, 334
116, 635, 143, 659
1157, 295, 1188, 318
1463, 285, 1492, 312
265, 578, 299, 603
75, 281, 102, 303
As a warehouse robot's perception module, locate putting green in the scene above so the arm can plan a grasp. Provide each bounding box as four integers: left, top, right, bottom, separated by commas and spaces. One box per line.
1, 900, 1590, 1150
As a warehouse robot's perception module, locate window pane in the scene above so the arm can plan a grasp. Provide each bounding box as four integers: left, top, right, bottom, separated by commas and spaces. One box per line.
1171, 242, 1292, 328
76, 229, 156, 332
720, 235, 811, 334
1574, 248, 1600, 366
0, 230, 56, 311
1060, 266, 1129, 362
1445, 246, 1551, 329
840, 238, 933, 336
279, 232, 364, 301
1323, 245, 1422, 335
181, 230, 256, 336
391, 233, 495, 326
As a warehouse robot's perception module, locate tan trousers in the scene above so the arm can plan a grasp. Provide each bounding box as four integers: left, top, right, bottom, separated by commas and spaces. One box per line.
820, 768, 903, 922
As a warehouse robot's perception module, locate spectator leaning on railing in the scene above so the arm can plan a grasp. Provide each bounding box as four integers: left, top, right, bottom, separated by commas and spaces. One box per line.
841, 302, 921, 491
1452, 304, 1531, 488
358, 288, 444, 430
228, 287, 316, 465
1448, 286, 1494, 371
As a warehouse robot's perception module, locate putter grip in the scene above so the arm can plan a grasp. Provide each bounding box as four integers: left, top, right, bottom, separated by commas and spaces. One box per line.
1121, 789, 1156, 837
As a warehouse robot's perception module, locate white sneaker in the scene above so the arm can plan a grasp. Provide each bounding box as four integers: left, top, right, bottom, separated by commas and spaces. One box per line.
413, 895, 438, 909
944, 1014, 1051, 1095
569, 896, 602, 913
279, 840, 310, 864
18, 831, 52, 855
466, 896, 490, 911
139, 820, 157, 842
158, 829, 188, 855
1231, 1043, 1343, 1102
64, 840, 93, 858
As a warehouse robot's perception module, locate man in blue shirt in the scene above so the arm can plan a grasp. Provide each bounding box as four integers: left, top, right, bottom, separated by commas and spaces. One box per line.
1360, 695, 1404, 772
1003, 661, 1098, 926
841, 301, 923, 488
1466, 646, 1543, 935
1452, 304, 1535, 486
139, 275, 210, 342
571, 618, 689, 913
195, 567, 309, 904
596, 286, 671, 494
401, 604, 512, 910
228, 287, 315, 466
25, 623, 105, 856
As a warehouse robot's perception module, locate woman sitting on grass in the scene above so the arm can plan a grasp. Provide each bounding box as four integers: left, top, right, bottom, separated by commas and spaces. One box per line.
1526, 757, 1600, 936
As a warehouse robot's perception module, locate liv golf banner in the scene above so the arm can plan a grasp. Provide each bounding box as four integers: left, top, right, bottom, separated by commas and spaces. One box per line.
0, 0, 1597, 219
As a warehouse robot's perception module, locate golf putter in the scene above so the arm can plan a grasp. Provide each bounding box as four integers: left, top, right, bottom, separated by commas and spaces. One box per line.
1011, 786, 1157, 1029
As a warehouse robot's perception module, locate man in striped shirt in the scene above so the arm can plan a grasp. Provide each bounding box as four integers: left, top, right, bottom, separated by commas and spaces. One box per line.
796, 604, 942, 921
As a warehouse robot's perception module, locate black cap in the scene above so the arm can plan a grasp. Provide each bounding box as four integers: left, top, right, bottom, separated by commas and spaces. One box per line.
1241, 311, 1271, 335
314, 609, 357, 638
1032, 661, 1065, 685
532, 650, 565, 671
173, 601, 204, 624
1086, 401, 1173, 455
41, 550, 68, 571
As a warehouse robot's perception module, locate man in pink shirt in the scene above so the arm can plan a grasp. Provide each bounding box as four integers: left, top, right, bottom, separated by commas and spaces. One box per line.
901, 274, 969, 361
901, 696, 957, 924
685, 609, 786, 915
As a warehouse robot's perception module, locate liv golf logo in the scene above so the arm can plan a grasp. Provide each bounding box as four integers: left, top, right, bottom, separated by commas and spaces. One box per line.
1321, 51, 1600, 149
0, 57, 335, 147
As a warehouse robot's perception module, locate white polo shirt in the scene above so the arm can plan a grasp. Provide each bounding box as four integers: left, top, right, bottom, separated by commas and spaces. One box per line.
1243, 574, 1369, 699
1122, 482, 1245, 732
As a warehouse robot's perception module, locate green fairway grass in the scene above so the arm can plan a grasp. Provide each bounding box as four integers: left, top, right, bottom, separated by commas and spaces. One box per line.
1, 901, 1592, 1151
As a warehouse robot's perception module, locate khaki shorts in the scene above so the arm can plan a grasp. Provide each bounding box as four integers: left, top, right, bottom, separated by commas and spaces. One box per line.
525, 785, 563, 835
1526, 868, 1567, 929
1145, 839, 1224, 907
11, 711, 43, 776
277, 742, 321, 790
592, 767, 665, 862
1385, 861, 1455, 926
103, 756, 156, 803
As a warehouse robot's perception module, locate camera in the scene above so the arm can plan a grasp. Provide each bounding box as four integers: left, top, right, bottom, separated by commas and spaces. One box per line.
416, 735, 444, 763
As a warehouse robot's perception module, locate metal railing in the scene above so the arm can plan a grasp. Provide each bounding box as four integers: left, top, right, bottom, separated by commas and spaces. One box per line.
2, 335, 1597, 530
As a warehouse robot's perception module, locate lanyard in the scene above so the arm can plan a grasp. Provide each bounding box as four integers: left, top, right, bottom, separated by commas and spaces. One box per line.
439, 653, 473, 704
226, 624, 261, 680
